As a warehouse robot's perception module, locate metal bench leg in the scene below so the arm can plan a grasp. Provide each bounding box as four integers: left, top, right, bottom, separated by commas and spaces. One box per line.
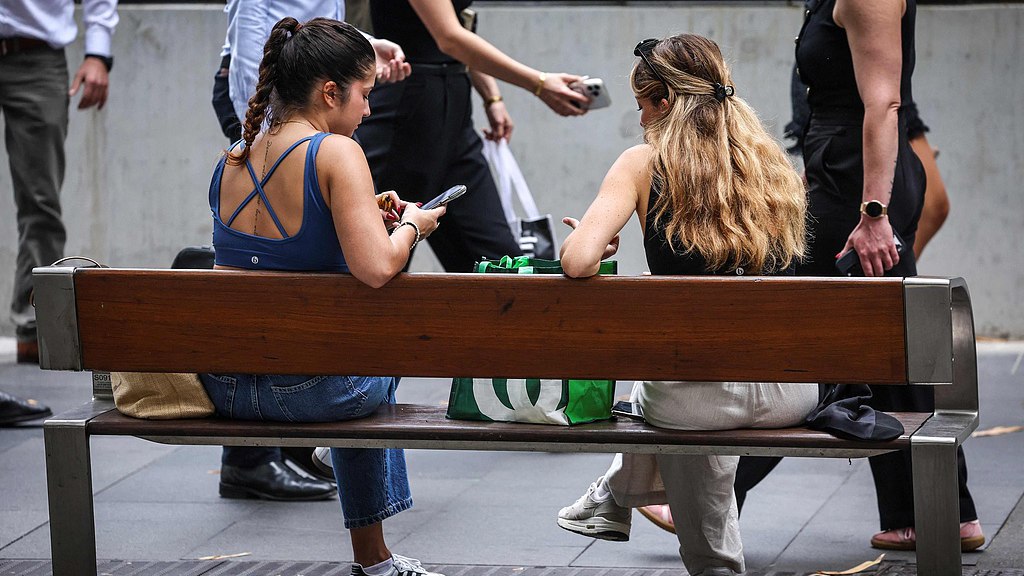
912, 438, 961, 576
45, 421, 97, 576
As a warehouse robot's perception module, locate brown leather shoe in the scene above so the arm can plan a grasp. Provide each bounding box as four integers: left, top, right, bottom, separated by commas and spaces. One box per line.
16, 340, 39, 364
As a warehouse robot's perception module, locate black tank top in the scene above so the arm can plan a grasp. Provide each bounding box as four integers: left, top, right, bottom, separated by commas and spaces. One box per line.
644, 182, 744, 276
795, 0, 915, 112
643, 182, 796, 277
372, 0, 473, 64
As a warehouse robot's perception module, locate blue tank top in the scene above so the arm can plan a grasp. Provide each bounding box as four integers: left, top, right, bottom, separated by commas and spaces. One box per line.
209, 132, 349, 272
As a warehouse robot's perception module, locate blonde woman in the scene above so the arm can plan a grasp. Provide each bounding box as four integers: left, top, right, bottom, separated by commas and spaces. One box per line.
554, 34, 818, 576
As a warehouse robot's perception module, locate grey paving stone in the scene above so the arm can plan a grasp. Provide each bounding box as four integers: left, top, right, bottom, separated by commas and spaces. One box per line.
94, 444, 223, 504
188, 519, 351, 563
0, 510, 47, 551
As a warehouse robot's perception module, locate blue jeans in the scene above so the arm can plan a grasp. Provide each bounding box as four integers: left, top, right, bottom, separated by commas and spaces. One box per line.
199, 373, 412, 528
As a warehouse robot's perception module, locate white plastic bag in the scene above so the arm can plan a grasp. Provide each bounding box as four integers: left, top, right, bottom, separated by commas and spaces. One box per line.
482, 139, 557, 259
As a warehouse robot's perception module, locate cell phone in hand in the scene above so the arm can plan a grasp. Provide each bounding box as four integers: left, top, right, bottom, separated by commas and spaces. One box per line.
421, 184, 467, 210
835, 231, 907, 276
611, 400, 645, 422
570, 78, 612, 110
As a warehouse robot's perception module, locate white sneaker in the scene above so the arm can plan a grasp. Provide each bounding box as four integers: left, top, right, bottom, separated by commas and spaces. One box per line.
313, 446, 333, 476
556, 477, 631, 541
351, 554, 445, 576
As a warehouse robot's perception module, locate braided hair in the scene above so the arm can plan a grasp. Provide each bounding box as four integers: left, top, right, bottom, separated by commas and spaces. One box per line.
227, 17, 374, 165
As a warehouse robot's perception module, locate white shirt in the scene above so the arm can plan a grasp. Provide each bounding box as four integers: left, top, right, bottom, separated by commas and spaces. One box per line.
0, 0, 118, 57
226, 0, 345, 122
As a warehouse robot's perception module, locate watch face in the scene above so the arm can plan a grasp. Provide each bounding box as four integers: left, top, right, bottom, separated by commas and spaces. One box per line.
864, 201, 885, 218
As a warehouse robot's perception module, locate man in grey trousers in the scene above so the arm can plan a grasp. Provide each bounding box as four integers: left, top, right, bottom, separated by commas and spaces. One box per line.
1, 0, 118, 364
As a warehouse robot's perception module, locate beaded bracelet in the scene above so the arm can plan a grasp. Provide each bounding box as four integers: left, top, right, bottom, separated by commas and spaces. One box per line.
394, 220, 421, 250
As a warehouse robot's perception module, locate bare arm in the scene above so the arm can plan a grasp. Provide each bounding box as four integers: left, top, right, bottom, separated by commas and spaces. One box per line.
835, 0, 904, 276
560, 145, 651, 278
470, 70, 513, 141
408, 0, 587, 116
318, 136, 445, 288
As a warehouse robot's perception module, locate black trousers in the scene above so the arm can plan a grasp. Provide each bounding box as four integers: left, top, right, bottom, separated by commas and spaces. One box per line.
734, 110, 977, 529
357, 67, 520, 273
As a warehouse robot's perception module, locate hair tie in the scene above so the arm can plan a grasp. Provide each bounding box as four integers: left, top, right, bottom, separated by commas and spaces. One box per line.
293, 23, 302, 34
713, 82, 735, 102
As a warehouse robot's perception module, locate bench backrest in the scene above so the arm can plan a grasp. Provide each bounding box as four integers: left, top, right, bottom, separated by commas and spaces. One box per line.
32, 268, 975, 410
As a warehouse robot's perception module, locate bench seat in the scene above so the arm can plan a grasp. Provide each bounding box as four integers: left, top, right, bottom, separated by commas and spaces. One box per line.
79, 403, 930, 458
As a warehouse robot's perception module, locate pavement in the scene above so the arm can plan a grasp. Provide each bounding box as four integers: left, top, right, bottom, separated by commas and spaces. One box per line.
1, 338, 1022, 576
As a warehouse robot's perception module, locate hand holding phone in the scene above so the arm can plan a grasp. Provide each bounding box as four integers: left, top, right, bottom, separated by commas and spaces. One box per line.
570, 78, 612, 110
421, 184, 468, 210
836, 231, 907, 276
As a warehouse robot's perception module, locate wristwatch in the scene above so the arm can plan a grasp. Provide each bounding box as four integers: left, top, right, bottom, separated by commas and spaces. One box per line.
860, 200, 888, 218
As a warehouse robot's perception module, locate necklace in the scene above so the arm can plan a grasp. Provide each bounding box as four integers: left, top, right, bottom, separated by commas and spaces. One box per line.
280, 119, 318, 131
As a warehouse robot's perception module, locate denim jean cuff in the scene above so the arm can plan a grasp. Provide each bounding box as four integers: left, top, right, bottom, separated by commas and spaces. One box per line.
343, 497, 413, 530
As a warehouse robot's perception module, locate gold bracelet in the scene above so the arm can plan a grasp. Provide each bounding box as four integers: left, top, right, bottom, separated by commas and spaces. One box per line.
484, 95, 503, 107
533, 72, 547, 97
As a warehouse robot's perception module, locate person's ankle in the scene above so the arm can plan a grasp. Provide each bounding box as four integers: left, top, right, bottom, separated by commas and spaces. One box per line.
358, 556, 394, 576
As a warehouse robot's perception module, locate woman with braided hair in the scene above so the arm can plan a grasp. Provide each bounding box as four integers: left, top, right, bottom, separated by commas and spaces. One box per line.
201, 17, 446, 576
554, 34, 818, 576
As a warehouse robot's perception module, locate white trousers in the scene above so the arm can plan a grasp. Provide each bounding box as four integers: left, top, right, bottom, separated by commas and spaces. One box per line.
604, 381, 819, 575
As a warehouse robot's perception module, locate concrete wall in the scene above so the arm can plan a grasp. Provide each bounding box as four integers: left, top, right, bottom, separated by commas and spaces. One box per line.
1, 3, 1021, 337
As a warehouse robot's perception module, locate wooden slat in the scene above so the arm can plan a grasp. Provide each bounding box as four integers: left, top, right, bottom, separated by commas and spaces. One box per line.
74, 270, 908, 383
85, 404, 929, 452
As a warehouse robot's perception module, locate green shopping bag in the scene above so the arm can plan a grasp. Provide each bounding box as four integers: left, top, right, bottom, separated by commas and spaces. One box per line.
446, 256, 617, 426
474, 255, 617, 275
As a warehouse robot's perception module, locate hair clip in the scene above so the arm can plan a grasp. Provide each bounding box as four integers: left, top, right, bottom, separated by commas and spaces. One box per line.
713, 82, 735, 102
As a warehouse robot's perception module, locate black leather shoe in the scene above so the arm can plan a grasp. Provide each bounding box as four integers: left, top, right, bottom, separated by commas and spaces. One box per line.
0, 390, 52, 425
281, 446, 336, 484
220, 461, 337, 501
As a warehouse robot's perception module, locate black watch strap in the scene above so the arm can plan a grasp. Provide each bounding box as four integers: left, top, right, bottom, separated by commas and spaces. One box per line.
84, 53, 114, 72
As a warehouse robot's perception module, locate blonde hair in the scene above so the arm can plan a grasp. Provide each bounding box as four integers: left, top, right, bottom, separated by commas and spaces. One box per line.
632, 34, 806, 274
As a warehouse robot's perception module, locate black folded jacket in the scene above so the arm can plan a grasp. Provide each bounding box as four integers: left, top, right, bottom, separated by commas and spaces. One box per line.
805, 384, 905, 442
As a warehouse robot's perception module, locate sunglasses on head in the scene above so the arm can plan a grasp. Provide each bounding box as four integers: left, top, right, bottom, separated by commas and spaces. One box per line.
634, 38, 669, 89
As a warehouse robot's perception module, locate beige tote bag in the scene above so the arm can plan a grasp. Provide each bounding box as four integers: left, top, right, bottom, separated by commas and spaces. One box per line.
110, 372, 215, 419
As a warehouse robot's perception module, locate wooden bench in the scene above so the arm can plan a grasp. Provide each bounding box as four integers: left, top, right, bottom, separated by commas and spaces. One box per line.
33, 267, 980, 576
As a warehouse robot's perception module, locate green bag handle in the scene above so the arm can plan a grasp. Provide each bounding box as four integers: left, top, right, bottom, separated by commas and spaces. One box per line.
475, 256, 616, 275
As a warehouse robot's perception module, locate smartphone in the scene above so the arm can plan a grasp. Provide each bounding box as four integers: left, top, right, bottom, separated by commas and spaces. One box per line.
835, 231, 906, 276
570, 78, 612, 110
421, 184, 467, 210
611, 400, 645, 422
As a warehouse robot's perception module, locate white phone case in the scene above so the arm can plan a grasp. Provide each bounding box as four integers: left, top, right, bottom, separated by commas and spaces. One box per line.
572, 78, 612, 110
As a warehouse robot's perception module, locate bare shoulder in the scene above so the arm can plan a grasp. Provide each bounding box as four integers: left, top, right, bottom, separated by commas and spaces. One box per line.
835, 0, 904, 29
315, 134, 366, 167
314, 134, 375, 202
617, 144, 654, 168
607, 144, 654, 185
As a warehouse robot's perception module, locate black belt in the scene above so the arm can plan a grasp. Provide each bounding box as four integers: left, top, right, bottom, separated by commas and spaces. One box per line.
410, 62, 467, 75
0, 37, 51, 57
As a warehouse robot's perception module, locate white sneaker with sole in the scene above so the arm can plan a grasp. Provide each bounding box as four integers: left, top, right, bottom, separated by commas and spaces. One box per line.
312, 446, 333, 476
556, 477, 631, 541
351, 554, 444, 576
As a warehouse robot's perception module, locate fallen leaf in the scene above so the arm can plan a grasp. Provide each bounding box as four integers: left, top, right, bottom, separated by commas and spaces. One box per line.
972, 425, 1024, 438
198, 552, 251, 560
810, 553, 885, 575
